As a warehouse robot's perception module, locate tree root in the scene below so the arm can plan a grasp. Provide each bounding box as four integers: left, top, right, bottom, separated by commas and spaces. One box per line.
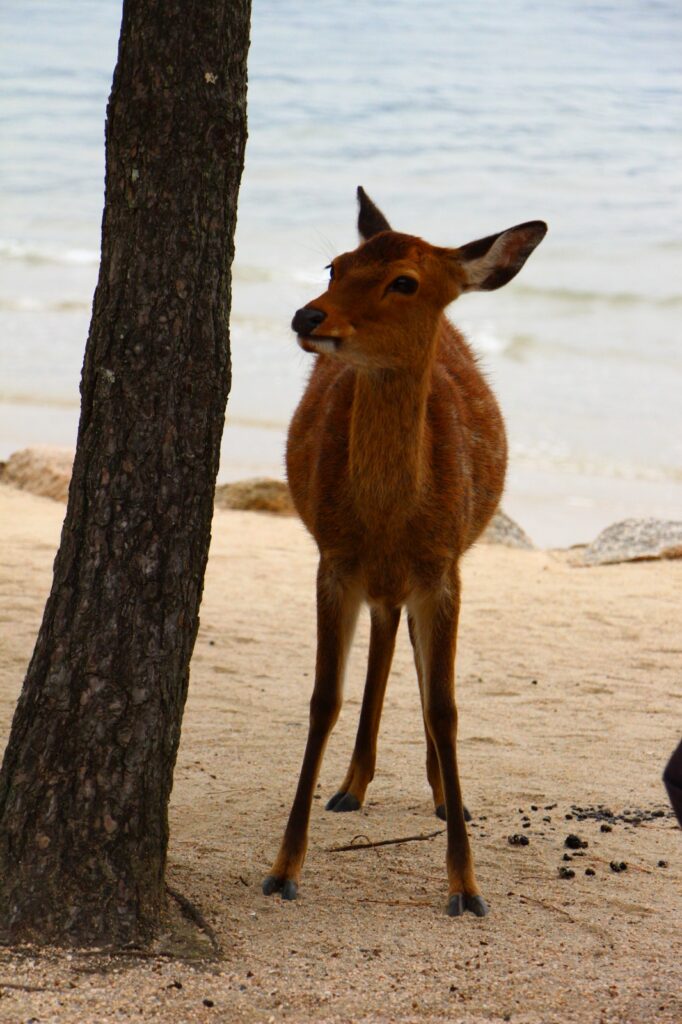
165, 885, 221, 956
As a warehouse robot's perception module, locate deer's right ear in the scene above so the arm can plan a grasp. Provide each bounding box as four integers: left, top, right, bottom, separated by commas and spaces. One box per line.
357, 186, 392, 241
455, 220, 547, 292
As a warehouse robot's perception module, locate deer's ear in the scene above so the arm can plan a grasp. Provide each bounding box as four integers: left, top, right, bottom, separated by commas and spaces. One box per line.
357, 186, 392, 240
454, 220, 547, 291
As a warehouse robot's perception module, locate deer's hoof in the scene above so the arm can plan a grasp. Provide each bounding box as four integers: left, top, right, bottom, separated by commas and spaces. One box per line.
326, 791, 361, 812
262, 875, 299, 900
281, 879, 298, 900
435, 804, 472, 822
446, 893, 489, 918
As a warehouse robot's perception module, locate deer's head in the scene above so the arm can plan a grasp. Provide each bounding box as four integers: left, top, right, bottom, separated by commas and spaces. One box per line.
292, 188, 547, 372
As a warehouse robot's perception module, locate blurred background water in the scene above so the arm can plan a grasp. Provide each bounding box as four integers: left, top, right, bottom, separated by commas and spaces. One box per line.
1, 0, 681, 546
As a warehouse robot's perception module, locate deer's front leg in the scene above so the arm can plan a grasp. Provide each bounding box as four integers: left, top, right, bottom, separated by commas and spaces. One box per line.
327, 604, 401, 813
263, 560, 360, 900
408, 572, 488, 918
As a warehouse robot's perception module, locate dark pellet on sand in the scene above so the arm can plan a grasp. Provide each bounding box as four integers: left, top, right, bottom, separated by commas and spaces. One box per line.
657, 860, 668, 868
508, 833, 530, 846
610, 861, 628, 873
558, 866, 575, 879
600, 823, 612, 832
585, 868, 596, 876
565, 834, 588, 849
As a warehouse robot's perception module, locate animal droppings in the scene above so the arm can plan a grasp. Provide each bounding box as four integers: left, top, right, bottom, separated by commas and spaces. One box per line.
565, 834, 588, 849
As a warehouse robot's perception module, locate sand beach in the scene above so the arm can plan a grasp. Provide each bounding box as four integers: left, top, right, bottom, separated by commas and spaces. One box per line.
0, 467, 680, 1023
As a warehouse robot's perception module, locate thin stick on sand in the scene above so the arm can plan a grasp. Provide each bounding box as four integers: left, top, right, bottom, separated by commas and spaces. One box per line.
327, 828, 446, 853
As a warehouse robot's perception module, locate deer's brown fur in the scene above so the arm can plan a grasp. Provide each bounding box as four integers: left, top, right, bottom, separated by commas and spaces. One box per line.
263, 189, 546, 916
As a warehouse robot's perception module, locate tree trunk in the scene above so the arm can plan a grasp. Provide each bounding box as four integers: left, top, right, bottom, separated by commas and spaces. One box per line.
0, 0, 250, 947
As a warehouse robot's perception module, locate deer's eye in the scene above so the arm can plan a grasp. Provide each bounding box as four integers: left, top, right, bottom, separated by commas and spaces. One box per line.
387, 275, 418, 295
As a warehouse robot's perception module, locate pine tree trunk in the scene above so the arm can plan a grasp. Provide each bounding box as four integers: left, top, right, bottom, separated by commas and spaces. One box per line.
0, 0, 250, 947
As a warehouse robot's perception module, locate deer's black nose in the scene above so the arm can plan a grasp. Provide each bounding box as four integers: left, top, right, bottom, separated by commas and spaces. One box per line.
292, 306, 327, 336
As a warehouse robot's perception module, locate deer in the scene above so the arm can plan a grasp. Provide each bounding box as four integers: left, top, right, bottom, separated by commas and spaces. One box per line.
262, 188, 547, 917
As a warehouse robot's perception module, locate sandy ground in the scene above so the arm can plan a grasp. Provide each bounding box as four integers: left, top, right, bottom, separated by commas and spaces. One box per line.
0, 481, 680, 1024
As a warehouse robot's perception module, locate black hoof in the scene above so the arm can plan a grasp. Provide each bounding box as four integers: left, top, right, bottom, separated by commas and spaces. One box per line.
446, 893, 489, 918
447, 892, 464, 916
262, 875, 298, 900
465, 894, 489, 917
262, 874, 280, 896
326, 791, 361, 812
435, 804, 472, 822
281, 879, 298, 900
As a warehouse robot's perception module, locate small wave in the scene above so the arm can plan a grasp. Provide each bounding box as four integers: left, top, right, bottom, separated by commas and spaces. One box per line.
510, 443, 682, 485
0, 391, 79, 410
231, 313, 285, 334
225, 413, 287, 431
232, 262, 327, 287
0, 297, 90, 313
232, 264, 278, 284
513, 283, 682, 308
0, 239, 99, 266
460, 323, 536, 360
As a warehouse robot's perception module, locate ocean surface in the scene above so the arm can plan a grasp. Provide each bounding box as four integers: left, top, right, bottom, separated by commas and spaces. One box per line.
1, 1, 681, 546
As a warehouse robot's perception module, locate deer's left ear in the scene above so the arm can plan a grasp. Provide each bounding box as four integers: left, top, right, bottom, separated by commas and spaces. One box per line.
357, 186, 392, 241
453, 220, 547, 291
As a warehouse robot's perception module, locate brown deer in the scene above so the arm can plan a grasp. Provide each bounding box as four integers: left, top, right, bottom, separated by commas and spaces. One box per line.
262, 188, 546, 916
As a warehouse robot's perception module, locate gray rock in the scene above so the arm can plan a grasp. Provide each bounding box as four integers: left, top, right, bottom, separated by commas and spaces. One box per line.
581, 518, 682, 566
479, 510, 534, 550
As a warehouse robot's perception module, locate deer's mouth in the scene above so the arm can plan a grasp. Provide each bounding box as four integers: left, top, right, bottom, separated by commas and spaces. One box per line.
297, 336, 341, 355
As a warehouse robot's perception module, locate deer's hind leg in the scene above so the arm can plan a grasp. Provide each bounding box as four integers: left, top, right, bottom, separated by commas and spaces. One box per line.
327, 604, 401, 812
407, 612, 471, 824
408, 575, 487, 918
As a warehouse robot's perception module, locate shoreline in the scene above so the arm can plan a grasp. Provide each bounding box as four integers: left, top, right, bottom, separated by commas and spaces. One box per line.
2, 431, 682, 550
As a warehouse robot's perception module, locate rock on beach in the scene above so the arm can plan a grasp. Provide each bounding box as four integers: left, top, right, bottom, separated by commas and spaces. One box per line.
580, 518, 682, 566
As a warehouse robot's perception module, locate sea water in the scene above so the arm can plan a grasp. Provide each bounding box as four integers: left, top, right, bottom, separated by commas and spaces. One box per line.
1, 0, 681, 546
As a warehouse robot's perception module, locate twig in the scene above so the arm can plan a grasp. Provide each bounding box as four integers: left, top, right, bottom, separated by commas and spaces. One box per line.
327, 828, 445, 853
165, 884, 221, 956
517, 893, 577, 921
356, 897, 433, 907
0, 981, 58, 992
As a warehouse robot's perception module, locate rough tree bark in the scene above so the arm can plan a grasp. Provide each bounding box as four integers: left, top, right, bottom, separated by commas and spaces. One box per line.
0, 0, 250, 946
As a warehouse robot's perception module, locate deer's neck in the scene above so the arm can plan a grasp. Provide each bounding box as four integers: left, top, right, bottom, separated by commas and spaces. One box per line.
348, 361, 432, 518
